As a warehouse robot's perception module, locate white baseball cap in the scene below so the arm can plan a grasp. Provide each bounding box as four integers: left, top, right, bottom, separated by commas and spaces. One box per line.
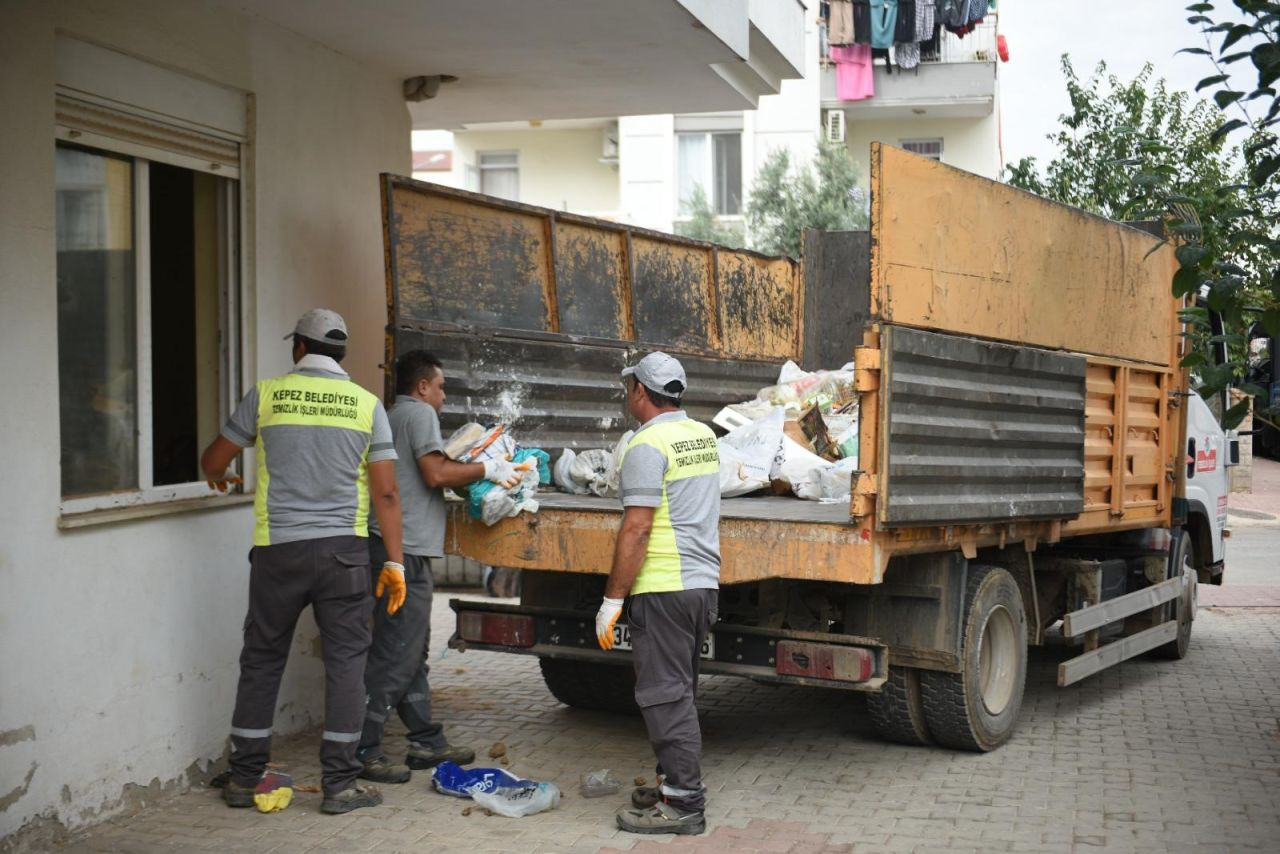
622, 351, 687, 397
285, 308, 349, 346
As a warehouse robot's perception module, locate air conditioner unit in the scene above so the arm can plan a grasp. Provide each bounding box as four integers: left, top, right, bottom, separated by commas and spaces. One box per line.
824, 109, 846, 144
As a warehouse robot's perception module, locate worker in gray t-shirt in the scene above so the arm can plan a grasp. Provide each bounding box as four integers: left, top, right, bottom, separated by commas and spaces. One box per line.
355, 349, 532, 784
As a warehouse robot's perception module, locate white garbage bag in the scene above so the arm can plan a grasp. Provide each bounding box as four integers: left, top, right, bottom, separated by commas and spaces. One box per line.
717, 407, 785, 497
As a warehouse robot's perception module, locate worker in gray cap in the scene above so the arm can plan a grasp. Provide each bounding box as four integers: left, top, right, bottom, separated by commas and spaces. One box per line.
200, 308, 405, 815
598, 351, 721, 836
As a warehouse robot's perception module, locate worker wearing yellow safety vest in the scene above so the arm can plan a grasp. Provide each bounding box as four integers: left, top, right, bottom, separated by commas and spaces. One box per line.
597, 352, 721, 837
200, 309, 405, 816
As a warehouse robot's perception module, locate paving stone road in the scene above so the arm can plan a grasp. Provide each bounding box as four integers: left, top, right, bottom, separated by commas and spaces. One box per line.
59, 591, 1280, 854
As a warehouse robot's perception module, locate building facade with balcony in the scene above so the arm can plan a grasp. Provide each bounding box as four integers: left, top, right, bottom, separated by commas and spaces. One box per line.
418, 1, 1002, 240
0, 0, 804, 844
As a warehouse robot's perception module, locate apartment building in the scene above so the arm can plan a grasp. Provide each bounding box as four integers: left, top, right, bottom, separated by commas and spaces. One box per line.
419, 3, 1002, 238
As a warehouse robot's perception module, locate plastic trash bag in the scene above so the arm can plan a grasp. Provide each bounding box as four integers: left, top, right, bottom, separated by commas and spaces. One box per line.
817, 457, 860, 503
472, 782, 561, 817
431, 761, 533, 798
570, 449, 615, 497
578, 769, 622, 799
775, 435, 831, 501
718, 407, 785, 497
553, 449, 590, 495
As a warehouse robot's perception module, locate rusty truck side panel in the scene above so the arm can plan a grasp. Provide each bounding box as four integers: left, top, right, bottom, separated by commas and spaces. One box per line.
384, 155, 1188, 586
868, 143, 1180, 368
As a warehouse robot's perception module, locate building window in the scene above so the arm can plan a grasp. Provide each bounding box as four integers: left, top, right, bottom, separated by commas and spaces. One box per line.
676, 131, 742, 217
56, 142, 240, 505
478, 151, 519, 200
900, 138, 944, 161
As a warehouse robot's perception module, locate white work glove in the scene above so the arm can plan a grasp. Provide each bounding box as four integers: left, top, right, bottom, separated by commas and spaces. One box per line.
483, 457, 535, 489
596, 597, 624, 650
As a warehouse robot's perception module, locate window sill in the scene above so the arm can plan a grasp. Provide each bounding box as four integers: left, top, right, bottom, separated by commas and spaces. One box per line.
58, 492, 254, 530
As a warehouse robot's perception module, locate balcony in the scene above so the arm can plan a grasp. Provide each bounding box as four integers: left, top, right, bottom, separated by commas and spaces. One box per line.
819, 18, 998, 119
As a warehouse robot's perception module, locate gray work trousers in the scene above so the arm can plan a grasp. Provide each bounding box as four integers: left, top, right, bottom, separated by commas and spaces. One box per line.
629, 587, 718, 813
358, 536, 446, 759
228, 535, 373, 796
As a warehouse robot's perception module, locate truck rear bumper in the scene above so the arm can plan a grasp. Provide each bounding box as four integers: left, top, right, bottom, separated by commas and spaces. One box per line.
448, 599, 888, 692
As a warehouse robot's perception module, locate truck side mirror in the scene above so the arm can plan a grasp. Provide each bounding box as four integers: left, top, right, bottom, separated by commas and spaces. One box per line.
1227, 437, 1240, 467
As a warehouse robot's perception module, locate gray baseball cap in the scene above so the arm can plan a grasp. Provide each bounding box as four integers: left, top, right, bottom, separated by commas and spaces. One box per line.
285, 308, 349, 346
622, 351, 687, 397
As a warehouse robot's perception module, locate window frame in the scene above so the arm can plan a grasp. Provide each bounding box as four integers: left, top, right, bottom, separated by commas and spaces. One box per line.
55, 132, 244, 516
674, 130, 743, 219
899, 138, 945, 161
477, 150, 519, 200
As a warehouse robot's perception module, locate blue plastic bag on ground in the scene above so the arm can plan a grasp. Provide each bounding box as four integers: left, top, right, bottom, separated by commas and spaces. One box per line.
431, 761, 534, 798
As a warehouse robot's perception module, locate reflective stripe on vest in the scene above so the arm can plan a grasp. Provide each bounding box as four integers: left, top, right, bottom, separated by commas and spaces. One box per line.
253, 373, 378, 546
628, 418, 720, 595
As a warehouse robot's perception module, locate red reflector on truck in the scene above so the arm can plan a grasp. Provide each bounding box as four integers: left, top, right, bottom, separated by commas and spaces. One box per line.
775, 641, 873, 683
458, 612, 535, 648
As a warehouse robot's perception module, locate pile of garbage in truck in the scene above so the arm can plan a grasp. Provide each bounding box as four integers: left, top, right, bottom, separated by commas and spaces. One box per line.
444, 360, 859, 526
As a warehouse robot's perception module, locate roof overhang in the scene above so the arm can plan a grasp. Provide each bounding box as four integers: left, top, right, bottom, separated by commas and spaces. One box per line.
244, 0, 807, 129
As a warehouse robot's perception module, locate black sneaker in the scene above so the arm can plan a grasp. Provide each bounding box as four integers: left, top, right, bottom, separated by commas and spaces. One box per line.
405, 743, 475, 769
615, 802, 706, 835
359, 756, 411, 784
221, 781, 256, 809
321, 784, 383, 814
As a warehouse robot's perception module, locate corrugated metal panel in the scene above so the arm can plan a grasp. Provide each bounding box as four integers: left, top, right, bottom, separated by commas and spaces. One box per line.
881, 326, 1086, 526
393, 326, 776, 455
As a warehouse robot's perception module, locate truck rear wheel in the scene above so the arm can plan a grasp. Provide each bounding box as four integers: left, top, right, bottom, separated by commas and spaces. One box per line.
1155, 531, 1196, 660
920, 564, 1027, 752
538, 657, 640, 715
866, 666, 932, 745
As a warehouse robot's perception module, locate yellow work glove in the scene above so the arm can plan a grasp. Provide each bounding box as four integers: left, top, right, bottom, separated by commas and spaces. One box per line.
595, 597, 624, 650
206, 473, 242, 493
376, 561, 406, 615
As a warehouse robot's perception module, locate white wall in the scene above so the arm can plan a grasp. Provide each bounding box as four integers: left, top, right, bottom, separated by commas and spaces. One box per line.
0, 0, 409, 842
450, 129, 620, 217
619, 115, 678, 232
844, 114, 1001, 187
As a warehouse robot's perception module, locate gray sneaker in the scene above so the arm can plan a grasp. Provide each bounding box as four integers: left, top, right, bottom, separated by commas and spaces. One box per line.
359, 756, 411, 784
405, 743, 476, 770
321, 784, 383, 814
616, 802, 706, 835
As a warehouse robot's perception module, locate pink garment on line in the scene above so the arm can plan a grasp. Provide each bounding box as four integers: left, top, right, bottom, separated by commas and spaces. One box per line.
830, 43, 874, 101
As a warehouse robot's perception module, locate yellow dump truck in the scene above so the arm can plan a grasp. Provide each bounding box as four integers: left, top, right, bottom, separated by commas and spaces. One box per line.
379, 143, 1235, 751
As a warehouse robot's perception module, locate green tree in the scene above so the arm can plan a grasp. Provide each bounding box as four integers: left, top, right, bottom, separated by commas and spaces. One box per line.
1006, 49, 1279, 426
673, 184, 743, 247
745, 141, 867, 258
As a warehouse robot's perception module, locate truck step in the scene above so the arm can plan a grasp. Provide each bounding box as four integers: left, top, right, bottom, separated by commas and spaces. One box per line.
1061, 576, 1183, 637
1056, 620, 1179, 687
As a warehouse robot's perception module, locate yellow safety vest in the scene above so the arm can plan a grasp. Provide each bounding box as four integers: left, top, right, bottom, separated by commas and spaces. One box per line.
252, 372, 379, 546
626, 418, 721, 595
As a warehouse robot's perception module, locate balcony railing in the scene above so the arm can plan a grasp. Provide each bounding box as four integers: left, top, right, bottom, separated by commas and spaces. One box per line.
925, 18, 997, 64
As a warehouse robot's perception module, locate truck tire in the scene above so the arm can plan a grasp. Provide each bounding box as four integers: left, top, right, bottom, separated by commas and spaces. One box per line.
1155, 530, 1196, 660
866, 666, 932, 746
538, 657, 640, 715
920, 564, 1027, 752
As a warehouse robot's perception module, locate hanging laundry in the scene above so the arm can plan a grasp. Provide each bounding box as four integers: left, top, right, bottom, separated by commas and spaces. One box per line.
852, 1, 873, 45
896, 41, 921, 70
829, 0, 854, 45
894, 0, 915, 44
869, 0, 899, 50
920, 21, 942, 61
830, 43, 875, 101
914, 0, 936, 41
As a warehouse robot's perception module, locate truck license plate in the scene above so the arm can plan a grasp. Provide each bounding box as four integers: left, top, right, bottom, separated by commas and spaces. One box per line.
612, 624, 715, 660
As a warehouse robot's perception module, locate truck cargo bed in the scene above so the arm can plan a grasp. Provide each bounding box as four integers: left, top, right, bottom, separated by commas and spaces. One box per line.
530, 491, 854, 525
